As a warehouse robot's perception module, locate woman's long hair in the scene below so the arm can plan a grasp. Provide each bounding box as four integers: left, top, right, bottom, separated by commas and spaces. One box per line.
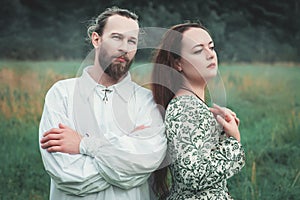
151, 22, 207, 199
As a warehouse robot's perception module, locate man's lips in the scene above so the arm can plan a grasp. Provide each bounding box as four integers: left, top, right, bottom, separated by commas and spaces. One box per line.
115, 56, 128, 63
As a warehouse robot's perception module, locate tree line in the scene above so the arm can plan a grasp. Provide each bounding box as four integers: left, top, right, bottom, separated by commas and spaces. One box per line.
0, 0, 299, 62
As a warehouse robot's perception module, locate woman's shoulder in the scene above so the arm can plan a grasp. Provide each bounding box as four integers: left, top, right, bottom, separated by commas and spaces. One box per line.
169, 95, 206, 108
165, 95, 209, 120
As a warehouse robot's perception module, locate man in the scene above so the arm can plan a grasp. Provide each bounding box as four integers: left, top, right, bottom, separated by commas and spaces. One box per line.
39, 7, 166, 200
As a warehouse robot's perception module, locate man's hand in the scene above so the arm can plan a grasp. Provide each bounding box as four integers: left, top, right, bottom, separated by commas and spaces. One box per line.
40, 123, 82, 154
209, 104, 241, 142
131, 125, 149, 133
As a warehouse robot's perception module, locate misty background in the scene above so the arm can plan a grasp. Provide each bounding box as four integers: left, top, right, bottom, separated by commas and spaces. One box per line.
1, 0, 299, 63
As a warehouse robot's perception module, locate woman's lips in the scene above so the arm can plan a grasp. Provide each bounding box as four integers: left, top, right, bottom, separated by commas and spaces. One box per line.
207, 63, 216, 68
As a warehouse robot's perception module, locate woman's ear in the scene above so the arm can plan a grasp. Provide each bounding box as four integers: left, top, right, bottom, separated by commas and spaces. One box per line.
175, 59, 183, 72
91, 32, 101, 48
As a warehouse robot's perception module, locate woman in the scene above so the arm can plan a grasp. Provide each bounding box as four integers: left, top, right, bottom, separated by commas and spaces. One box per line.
151, 23, 245, 199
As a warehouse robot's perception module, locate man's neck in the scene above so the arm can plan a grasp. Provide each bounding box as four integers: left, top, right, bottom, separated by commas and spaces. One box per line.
88, 65, 129, 87
98, 73, 119, 87
89, 65, 118, 87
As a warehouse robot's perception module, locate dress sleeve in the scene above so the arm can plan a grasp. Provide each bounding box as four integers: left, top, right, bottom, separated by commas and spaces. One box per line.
39, 82, 110, 196
166, 96, 245, 191
80, 90, 167, 189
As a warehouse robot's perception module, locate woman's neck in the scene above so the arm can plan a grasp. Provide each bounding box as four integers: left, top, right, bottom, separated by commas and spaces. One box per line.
179, 81, 206, 101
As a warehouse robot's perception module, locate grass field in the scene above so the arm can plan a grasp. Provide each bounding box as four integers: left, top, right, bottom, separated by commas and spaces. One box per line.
0, 61, 299, 199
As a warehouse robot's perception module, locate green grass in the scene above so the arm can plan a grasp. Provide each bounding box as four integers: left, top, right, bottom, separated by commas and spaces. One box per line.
0, 61, 299, 199
0, 116, 49, 200
219, 64, 300, 200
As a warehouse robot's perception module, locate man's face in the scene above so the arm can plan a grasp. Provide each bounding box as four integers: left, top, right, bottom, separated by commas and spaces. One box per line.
98, 15, 139, 80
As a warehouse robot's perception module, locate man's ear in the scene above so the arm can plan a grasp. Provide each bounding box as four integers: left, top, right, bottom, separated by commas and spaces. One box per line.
175, 59, 183, 72
91, 32, 101, 48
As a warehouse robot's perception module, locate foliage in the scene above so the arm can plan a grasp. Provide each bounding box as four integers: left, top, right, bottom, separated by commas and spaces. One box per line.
0, 0, 299, 62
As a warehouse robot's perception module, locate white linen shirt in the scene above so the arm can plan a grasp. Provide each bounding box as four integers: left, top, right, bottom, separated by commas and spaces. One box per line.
39, 67, 166, 200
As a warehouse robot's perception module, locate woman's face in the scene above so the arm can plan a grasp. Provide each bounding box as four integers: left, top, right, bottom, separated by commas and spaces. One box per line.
179, 27, 218, 84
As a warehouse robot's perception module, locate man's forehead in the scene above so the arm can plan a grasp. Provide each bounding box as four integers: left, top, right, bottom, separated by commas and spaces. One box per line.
104, 15, 139, 37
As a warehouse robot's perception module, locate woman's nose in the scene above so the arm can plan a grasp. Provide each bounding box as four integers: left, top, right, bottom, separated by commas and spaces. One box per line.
205, 48, 214, 60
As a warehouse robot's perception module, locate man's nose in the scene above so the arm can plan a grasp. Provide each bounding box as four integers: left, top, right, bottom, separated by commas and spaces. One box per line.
118, 40, 129, 53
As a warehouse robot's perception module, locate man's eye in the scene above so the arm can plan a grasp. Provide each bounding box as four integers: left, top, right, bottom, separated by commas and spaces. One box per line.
128, 40, 137, 45
112, 35, 121, 40
210, 46, 215, 51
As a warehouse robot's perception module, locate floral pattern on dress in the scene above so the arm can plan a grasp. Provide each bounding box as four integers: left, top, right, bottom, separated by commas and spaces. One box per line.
165, 95, 245, 200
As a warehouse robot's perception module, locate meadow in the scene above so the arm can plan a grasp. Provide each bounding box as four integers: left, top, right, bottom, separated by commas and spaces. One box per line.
0, 61, 299, 200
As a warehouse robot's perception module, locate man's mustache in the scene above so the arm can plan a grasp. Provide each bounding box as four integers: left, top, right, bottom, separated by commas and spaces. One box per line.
113, 53, 130, 62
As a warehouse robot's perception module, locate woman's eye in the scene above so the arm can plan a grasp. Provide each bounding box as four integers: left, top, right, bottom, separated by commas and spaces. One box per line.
210, 46, 215, 51
194, 49, 203, 54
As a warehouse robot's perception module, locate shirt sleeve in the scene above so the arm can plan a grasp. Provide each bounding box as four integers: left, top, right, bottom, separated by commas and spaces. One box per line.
80, 89, 167, 189
39, 81, 110, 196
165, 96, 245, 192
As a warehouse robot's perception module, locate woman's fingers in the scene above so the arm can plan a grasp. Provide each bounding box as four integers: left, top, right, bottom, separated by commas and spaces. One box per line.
235, 117, 240, 126
216, 114, 241, 142
210, 104, 239, 126
216, 115, 226, 127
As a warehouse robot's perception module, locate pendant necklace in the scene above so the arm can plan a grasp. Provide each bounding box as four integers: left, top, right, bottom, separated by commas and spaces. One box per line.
179, 87, 207, 106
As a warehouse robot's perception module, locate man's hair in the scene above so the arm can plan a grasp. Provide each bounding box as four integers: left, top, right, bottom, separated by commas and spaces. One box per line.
87, 7, 138, 40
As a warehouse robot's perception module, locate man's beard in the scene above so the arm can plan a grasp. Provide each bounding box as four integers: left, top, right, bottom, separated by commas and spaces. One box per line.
98, 48, 133, 81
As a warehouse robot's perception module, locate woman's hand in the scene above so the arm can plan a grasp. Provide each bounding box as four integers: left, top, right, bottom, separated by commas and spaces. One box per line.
209, 104, 241, 142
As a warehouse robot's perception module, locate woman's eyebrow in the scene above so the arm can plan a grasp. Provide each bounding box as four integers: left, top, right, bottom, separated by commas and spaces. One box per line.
192, 41, 213, 49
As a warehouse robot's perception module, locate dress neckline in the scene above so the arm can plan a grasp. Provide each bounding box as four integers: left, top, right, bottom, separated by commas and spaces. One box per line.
178, 87, 208, 106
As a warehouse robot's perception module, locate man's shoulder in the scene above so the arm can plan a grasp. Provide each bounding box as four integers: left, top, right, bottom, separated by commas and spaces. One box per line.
50, 77, 78, 90
46, 77, 78, 97
131, 81, 152, 97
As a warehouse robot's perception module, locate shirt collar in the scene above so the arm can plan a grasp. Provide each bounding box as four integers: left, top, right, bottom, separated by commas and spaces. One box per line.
112, 72, 134, 102
78, 66, 134, 102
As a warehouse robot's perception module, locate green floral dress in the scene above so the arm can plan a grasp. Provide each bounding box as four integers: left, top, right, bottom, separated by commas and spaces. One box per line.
165, 95, 245, 200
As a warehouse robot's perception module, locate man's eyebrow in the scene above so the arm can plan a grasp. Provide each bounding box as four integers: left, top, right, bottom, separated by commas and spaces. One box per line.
192, 41, 214, 49
111, 32, 123, 37
129, 37, 137, 40
111, 32, 137, 40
